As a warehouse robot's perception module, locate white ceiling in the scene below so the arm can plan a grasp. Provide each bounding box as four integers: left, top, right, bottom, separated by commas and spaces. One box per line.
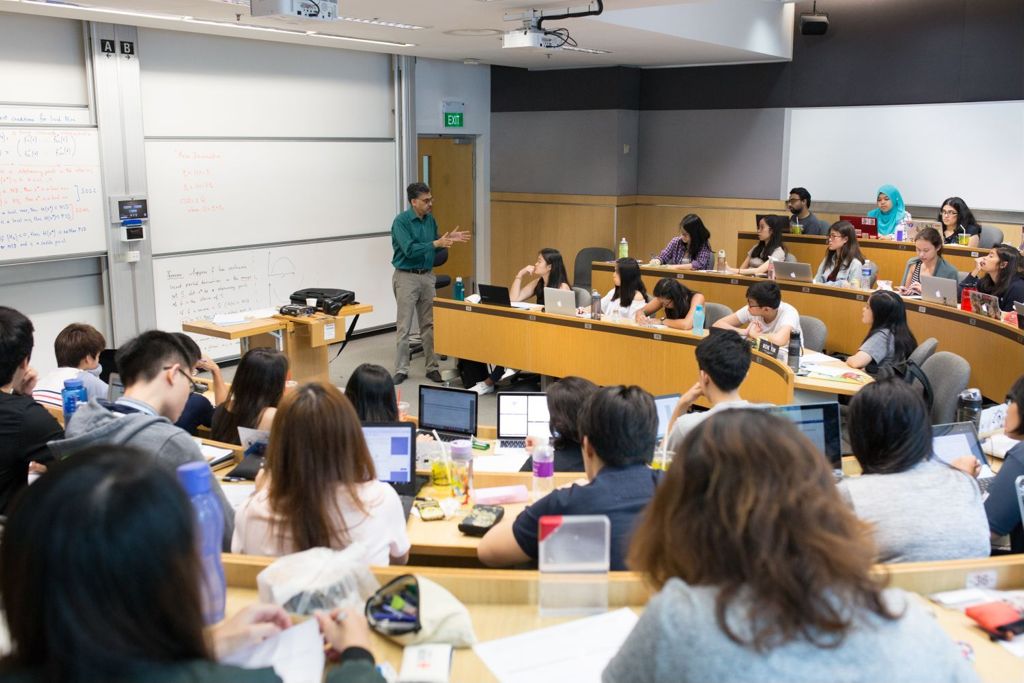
0, 0, 795, 69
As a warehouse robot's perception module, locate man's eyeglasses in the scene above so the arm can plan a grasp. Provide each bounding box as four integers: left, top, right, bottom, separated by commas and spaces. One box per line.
164, 365, 203, 393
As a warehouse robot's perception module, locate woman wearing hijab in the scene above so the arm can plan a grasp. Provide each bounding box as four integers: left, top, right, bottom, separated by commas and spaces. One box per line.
867, 184, 913, 239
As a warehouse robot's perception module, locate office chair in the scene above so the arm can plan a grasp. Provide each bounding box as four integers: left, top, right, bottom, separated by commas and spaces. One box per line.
921, 351, 970, 425
573, 247, 615, 292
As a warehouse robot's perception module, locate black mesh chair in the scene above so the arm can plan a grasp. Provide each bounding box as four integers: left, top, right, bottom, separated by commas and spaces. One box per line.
573, 246, 615, 292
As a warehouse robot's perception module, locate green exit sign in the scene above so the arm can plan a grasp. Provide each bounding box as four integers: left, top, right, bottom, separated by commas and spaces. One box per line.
444, 112, 464, 128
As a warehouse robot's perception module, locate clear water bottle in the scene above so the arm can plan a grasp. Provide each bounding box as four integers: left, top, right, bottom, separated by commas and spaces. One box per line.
692, 303, 705, 336
618, 238, 628, 259
767, 259, 776, 280
176, 461, 226, 624
591, 289, 602, 320
787, 329, 802, 373
453, 276, 465, 301
532, 441, 555, 501
61, 378, 88, 424
956, 388, 983, 430
861, 260, 873, 290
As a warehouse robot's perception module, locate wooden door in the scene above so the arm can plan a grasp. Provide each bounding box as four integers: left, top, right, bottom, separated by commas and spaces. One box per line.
417, 136, 474, 296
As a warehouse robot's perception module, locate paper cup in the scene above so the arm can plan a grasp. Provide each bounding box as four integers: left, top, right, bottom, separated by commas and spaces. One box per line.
305, 298, 318, 308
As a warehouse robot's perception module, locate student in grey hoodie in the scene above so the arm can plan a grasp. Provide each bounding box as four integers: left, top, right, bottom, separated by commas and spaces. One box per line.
49, 330, 234, 549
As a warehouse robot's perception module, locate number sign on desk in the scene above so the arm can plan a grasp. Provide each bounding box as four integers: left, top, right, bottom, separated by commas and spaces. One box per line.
0, 127, 105, 262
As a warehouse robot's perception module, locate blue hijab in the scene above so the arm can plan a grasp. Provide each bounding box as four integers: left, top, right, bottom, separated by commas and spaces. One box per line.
867, 184, 906, 236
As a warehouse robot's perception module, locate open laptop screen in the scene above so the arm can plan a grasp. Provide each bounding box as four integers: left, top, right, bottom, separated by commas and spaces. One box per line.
362, 423, 415, 494
932, 422, 991, 468
497, 392, 551, 439
767, 402, 842, 467
418, 385, 478, 435
655, 394, 680, 439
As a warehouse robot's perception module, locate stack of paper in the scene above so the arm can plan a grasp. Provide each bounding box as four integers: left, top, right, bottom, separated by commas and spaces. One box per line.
220, 617, 325, 683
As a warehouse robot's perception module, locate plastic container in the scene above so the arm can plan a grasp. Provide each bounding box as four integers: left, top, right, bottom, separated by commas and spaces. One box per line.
61, 378, 88, 424
591, 289, 602, 320
532, 441, 555, 501
715, 249, 727, 272
862, 260, 876, 289
961, 287, 975, 312
453, 276, 465, 301
956, 389, 983, 430
767, 259, 776, 280
449, 440, 473, 503
691, 304, 705, 336
618, 238, 628, 259
176, 461, 226, 624
787, 329, 802, 373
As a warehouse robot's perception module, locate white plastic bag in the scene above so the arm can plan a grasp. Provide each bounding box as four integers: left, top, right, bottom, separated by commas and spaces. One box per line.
257, 543, 379, 615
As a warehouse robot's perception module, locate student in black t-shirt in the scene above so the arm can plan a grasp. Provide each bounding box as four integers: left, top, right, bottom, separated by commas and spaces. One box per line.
0, 307, 64, 513
980, 375, 1024, 553
937, 197, 982, 247
478, 385, 661, 570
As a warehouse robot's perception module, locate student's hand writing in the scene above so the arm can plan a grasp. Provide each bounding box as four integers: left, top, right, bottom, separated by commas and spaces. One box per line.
16, 367, 38, 396
316, 607, 373, 657
210, 603, 292, 659
950, 456, 981, 478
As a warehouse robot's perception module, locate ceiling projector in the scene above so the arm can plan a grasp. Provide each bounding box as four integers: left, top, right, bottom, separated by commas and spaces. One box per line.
250, 0, 338, 21
502, 27, 564, 50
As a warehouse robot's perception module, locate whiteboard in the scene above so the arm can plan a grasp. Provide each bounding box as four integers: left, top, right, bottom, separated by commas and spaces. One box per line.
153, 236, 397, 360
0, 127, 106, 262
145, 139, 397, 254
786, 101, 1024, 211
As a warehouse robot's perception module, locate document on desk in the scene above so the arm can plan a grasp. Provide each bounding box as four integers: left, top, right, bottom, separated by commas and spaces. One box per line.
473, 451, 531, 473
473, 608, 638, 683
196, 441, 235, 467
220, 616, 324, 683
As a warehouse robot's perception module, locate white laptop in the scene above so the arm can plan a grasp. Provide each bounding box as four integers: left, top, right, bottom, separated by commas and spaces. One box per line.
544, 287, 578, 317
775, 262, 813, 283
654, 394, 680, 441
496, 392, 551, 450
920, 274, 958, 307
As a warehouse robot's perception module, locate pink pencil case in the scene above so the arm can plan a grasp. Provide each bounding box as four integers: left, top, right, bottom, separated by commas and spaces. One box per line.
471, 485, 529, 505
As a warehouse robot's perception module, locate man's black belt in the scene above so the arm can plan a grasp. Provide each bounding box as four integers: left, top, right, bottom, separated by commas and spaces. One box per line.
398, 268, 431, 274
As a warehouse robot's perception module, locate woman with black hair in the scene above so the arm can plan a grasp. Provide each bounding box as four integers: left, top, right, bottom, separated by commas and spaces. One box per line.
980, 374, 1024, 553
0, 446, 385, 683
845, 290, 918, 374
634, 278, 706, 330
840, 379, 989, 563
729, 215, 788, 277
509, 247, 572, 305
518, 376, 599, 473
601, 258, 649, 319
652, 214, 714, 271
211, 348, 289, 444
345, 363, 400, 423
813, 221, 865, 286
937, 196, 981, 247
959, 244, 1024, 312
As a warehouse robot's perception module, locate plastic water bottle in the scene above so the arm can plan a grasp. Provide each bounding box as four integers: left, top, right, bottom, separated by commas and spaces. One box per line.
453, 276, 465, 301
692, 304, 705, 336
767, 259, 776, 280
591, 289, 602, 320
787, 329, 802, 373
618, 238, 628, 259
861, 261, 873, 290
176, 462, 226, 624
61, 378, 88, 424
532, 441, 555, 501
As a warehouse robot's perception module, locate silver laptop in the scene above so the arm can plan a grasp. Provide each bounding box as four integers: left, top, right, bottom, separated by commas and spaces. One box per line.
655, 393, 680, 441
775, 262, 813, 283
932, 422, 996, 494
496, 392, 551, 450
920, 274, 958, 307
544, 287, 578, 317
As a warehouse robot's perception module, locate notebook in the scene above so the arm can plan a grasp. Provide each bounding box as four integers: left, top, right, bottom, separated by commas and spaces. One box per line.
418, 385, 478, 442
766, 401, 842, 468
362, 422, 418, 519
931, 422, 996, 494
496, 392, 551, 450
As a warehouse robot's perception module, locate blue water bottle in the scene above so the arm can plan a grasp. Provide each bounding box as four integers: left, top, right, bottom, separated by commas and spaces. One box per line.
454, 276, 465, 301
61, 378, 88, 424
176, 462, 226, 624
692, 304, 705, 336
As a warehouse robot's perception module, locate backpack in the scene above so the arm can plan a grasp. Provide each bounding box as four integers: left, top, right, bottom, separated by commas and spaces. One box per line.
875, 358, 933, 411
456, 359, 489, 389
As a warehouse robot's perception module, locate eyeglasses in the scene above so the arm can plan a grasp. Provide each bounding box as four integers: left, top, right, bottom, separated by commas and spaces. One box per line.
941, 209, 958, 216
827, 234, 843, 241
164, 365, 203, 393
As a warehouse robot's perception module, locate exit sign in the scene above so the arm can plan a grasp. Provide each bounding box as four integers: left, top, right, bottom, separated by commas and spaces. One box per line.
444, 112, 464, 128
441, 99, 465, 129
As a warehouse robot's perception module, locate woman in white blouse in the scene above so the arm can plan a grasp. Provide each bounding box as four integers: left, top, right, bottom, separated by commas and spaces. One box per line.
728, 215, 789, 277
602, 257, 649, 319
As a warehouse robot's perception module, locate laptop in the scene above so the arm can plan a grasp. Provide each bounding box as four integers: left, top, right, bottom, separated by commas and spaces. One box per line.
544, 287, 578, 317
767, 402, 842, 468
839, 215, 878, 238
1014, 302, 1024, 330
969, 290, 1002, 320
478, 283, 512, 307
418, 385, 478, 442
362, 422, 418, 519
106, 372, 125, 402
655, 393, 681, 441
496, 392, 551, 450
931, 422, 996, 494
920, 275, 958, 307
774, 261, 814, 283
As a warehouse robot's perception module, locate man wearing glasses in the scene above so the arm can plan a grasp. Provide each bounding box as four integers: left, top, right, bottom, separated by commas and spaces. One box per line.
787, 187, 830, 236
50, 330, 234, 549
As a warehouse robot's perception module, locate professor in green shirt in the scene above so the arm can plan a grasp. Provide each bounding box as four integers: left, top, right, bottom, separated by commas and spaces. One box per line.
391, 182, 470, 385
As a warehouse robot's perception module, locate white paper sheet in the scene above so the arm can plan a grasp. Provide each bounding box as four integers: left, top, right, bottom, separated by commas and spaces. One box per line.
220, 616, 325, 683
473, 608, 638, 683
222, 482, 256, 511
473, 452, 532, 473
197, 441, 235, 467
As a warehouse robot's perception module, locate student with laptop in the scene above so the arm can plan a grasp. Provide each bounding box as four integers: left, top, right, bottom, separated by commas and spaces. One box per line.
868, 184, 913, 239
728, 215, 788, 277
232, 382, 410, 565
959, 244, 1024, 312
977, 374, 1024, 553
478, 385, 661, 570
937, 196, 982, 247
840, 379, 989, 563
417, 384, 478, 441
211, 348, 289, 444
604, 409, 977, 683
785, 186, 830, 235
712, 282, 802, 362
509, 377, 598, 473
32, 322, 108, 408
634, 278, 706, 330
898, 227, 959, 295
845, 291, 918, 374
665, 330, 753, 454
600, 258, 649, 319
812, 221, 865, 286
650, 213, 714, 270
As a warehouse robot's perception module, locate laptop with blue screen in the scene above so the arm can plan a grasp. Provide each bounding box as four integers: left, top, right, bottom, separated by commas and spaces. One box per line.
362, 422, 418, 518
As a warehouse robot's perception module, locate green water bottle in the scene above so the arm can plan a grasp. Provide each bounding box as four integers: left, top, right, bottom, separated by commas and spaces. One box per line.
618, 237, 628, 259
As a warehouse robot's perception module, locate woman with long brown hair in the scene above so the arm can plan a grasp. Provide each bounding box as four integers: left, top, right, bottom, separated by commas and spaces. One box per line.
603, 409, 975, 683
210, 347, 288, 444
232, 382, 410, 565
812, 220, 865, 286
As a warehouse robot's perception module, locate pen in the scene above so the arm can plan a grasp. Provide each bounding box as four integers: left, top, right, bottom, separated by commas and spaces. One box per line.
222, 476, 246, 482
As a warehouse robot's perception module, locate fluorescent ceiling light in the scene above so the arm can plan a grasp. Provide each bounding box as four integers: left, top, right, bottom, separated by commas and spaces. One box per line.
445, 28, 503, 37
17, 0, 184, 21
563, 45, 612, 55
338, 16, 425, 30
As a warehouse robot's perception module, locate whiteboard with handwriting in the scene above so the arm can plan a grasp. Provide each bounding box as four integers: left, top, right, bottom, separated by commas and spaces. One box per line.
153, 236, 397, 360
0, 127, 106, 262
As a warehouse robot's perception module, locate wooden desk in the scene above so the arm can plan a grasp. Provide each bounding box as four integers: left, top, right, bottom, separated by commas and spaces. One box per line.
183, 304, 372, 383
737, 231, 986, 284
221, 555, 1023, 683
593, 263, 1024, 401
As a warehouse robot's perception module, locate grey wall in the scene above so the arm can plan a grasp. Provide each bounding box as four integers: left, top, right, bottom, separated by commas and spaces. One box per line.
637, 109, 786, 199
491, 110, 638, 195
